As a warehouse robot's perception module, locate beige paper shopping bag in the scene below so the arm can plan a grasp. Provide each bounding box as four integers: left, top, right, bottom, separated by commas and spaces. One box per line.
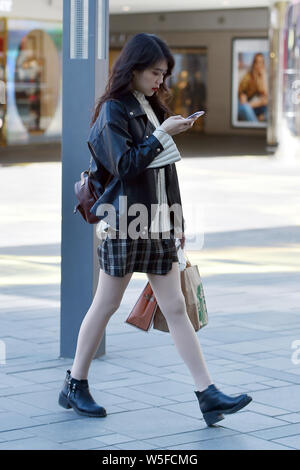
153, 256, 208, 333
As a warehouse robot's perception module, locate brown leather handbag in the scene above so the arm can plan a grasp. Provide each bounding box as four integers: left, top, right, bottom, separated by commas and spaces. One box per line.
125, 247, 208, 333
73, 155, 113, 224
125, 282, 158, 332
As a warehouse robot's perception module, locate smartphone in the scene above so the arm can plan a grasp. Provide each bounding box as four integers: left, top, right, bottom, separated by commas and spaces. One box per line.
186, 111, 205, 120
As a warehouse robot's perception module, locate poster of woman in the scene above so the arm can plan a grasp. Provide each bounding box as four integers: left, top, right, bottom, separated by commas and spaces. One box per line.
232, 37, 269, 128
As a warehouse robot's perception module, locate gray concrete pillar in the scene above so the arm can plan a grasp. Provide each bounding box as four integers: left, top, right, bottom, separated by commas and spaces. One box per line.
60, 0, 109, 358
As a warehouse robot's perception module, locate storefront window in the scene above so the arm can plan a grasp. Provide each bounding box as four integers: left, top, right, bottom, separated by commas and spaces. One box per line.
5, 19, 62, 145
166, 47, 207, 132
14, 29, 60, 135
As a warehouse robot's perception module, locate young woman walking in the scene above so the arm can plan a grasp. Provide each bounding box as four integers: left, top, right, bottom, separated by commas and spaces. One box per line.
58, 33, 252, 427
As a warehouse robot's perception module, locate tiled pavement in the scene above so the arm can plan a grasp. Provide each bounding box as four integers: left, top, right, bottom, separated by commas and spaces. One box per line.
0, 154, 300, 449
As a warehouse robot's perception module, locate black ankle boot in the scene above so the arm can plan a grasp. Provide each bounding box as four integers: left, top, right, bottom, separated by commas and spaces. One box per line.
195, 384, 252, 426
58, 369, 107, 417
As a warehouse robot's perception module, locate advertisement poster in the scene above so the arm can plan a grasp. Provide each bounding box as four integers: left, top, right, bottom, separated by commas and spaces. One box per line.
232, 37, 269, 128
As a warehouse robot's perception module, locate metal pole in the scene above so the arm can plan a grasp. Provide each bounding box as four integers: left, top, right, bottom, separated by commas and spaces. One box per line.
60, 0, 109, 358
267, 1, 290, 148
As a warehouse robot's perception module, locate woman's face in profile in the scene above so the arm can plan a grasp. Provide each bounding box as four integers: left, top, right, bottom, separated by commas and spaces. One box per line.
253, 55, 265, 73
132, 59, 168, 96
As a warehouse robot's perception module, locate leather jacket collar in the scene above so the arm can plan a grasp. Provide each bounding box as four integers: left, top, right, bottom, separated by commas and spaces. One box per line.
118, 90, 164, 126
120, 91, 147, 120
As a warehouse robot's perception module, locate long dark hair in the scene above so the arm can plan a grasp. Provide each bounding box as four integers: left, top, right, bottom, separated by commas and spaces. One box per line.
90, 33, 175, 127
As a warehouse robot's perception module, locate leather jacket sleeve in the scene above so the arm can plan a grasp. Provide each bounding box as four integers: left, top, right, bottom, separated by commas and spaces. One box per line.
87, 100, 165, 182
88, 143, 112, 199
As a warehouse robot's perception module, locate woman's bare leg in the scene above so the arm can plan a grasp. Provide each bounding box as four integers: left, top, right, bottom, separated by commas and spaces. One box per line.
71, 268, 133, 380
147, 262, 214, 392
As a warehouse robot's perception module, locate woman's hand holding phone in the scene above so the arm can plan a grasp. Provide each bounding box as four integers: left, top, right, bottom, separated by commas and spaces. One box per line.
160, 111, 205, 136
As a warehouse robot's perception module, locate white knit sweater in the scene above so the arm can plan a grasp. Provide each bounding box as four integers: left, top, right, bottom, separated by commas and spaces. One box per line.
96, 89, 182, 238
132, 90, 182, 169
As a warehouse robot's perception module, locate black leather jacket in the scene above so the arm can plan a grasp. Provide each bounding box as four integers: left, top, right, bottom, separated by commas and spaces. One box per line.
87, 90, 185, 236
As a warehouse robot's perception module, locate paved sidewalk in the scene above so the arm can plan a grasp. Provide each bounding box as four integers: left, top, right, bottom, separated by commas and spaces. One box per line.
0, 154, 300, 450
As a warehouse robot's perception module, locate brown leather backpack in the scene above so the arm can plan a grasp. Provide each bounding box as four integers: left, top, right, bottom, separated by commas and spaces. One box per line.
73, 155, 113, 224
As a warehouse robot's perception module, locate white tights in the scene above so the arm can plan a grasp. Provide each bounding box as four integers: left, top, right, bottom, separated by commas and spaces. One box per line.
71, 261, 214, 392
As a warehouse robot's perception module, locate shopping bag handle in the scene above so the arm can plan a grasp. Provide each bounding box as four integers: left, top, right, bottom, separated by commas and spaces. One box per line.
176, 242, 192, 268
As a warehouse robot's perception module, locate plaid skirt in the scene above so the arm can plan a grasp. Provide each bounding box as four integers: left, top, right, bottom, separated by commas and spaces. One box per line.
97, 231, 179, 277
